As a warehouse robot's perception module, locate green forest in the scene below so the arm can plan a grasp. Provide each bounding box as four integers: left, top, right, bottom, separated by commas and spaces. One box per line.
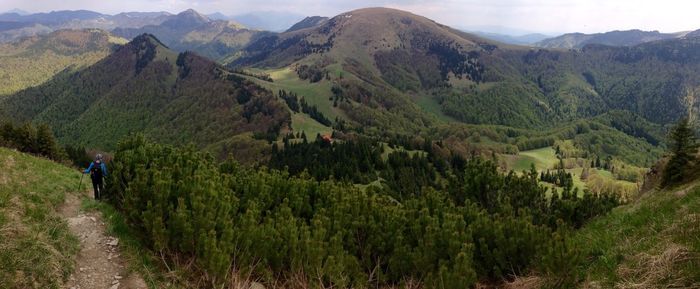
105, 135, 620, 288
1, 6, 700, 289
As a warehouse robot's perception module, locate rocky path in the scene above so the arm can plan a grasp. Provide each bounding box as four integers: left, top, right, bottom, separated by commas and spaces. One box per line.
60, 192, 148, 289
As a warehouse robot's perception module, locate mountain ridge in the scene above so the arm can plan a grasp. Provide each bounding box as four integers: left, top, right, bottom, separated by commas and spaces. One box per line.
111, 9, 263, 61
536, 29, 690, 49
0, 33, 289, 158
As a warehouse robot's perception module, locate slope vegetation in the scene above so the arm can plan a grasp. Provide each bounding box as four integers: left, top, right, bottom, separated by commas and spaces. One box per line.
0, 147, 81, 288
0, 34, 290, 155
0, 29, 123, 96
574, 183, 700, 287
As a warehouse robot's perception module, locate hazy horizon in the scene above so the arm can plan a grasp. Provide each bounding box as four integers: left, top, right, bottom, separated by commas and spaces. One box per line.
1, 0, 699, 35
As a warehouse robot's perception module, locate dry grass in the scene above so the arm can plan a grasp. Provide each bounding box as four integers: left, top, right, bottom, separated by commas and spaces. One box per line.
616, 243, 699, 289
499, 276, 544, 289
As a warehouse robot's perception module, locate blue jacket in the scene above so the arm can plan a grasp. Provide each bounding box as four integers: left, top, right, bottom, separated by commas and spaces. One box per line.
84, 161, 108, 177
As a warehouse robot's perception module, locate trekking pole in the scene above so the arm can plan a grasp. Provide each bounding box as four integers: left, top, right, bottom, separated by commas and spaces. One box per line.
78, 173, 84, 192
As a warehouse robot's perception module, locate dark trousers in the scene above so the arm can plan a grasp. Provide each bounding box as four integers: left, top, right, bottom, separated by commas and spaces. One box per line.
91, 177, 104, 200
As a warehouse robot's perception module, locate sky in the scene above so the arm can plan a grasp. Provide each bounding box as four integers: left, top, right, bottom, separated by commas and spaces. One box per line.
2, 0, 700, 35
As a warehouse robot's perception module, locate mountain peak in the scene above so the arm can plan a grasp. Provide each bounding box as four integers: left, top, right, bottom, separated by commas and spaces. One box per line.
162, 9, 210, 28
129, 33, 168, 48
178, 8, 208, 19
285, 16, 329, 32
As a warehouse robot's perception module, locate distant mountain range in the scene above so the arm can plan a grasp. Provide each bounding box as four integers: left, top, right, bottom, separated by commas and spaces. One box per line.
0, 9, 315, 60
111, 9, 269, 61
0, 10, 172, 42
3, 9, 30, 16
468, 31, 550, 45
231, 11, 306, 32
4, 7, 699, 52
535, 29, 694, 49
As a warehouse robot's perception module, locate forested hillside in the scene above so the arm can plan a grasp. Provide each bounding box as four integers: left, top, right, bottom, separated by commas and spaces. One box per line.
0, 29, 123, 96
231, 8, 700, 133
0, 34, 290, 157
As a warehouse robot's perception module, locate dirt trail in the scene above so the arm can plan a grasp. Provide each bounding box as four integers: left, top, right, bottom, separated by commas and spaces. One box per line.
60, 192, 148, 289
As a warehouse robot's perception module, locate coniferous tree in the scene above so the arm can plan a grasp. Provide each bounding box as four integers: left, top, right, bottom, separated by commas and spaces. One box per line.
663, 118, 698, 186
16, 123, 37, 154
35, 124, 62, 160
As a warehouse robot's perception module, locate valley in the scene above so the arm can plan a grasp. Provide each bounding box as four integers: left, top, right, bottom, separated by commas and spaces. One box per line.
0, 3, 699, 289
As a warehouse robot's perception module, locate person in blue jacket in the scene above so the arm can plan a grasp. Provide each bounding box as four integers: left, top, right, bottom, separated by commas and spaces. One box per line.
84, 154, 108, 200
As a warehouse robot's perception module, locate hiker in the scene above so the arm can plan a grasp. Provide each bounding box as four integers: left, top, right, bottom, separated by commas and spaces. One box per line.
84, 154, 108, 200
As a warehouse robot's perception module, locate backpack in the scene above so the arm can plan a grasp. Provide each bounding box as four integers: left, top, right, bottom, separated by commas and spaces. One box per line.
91, 161, 103, 179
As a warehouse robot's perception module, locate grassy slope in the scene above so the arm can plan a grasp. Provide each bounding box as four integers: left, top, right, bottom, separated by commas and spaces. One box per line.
576, 183, 700, 288
239, 67, 339, 138
509, 147, 559, 172
504, 147, 639, 196
260, 67, 341, 119
0, 147, 80, 289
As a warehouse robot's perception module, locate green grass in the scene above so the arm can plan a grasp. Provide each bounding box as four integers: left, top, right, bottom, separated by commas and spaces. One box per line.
412, 94, 456, 122
0, 147, 81, 289
250, 67, 343, 121
504, 147, 641, 197
595, 169, 614, 179
543, 167, 587, 197
508, 147, 559, 172
575, 183, 700, 287
380, 142, 427, 161
291, 113, 332, 138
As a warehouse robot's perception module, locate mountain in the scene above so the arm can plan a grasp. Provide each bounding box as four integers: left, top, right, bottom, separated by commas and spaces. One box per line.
232, 11, 305, 32
0, 20, 35, 32
286, 16, 329, 32
112, 9, 265, 62
0, 29, 123, 96
0, 10, 106, 25
231, 7, 539, 132
83, 11, 171, 29
207, 12, 231, 21
224, 7, 700, 167
0, 10, 172, 43
470, 31, 550, 45
536, 29, 686, 49
0, 34, 290, 156
4, 9, 30, 16
0, 23, 52, 42
685, 29, 700, 38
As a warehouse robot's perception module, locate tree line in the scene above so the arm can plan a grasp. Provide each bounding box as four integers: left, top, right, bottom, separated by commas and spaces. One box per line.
0, 121, 64, 161
0, 120, 95, 167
